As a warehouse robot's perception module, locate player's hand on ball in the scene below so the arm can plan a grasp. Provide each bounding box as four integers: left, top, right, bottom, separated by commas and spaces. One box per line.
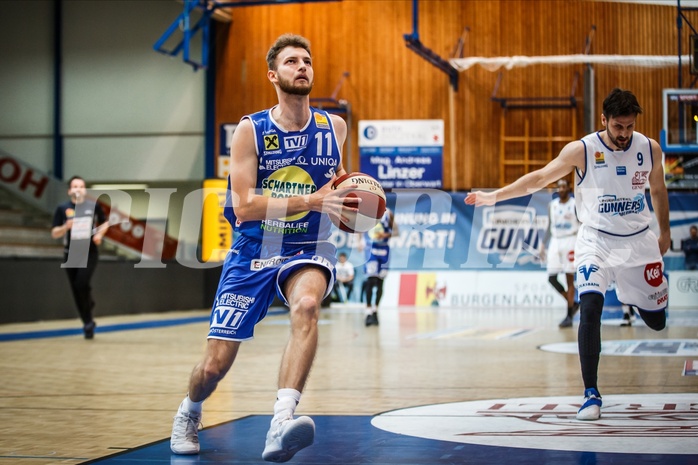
315, 176, 359, 226
330, 173, 386, 233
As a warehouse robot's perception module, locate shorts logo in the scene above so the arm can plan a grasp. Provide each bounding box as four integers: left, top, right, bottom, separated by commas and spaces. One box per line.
211, 306, 247, 331
251, 255, 291, 270
579, 264, 599, 281
644, 262, 663, 287
566, 250, 575, 262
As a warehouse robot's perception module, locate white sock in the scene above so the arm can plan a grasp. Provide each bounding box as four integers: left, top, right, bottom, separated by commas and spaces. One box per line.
273, 388, 301, 422
183, 395, 203, 414
365, 308, 373, 316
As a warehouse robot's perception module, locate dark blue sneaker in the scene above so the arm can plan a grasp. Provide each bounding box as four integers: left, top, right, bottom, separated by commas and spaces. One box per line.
83, 321, 96, 340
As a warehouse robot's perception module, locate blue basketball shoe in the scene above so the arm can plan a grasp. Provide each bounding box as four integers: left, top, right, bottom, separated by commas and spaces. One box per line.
576, 387, 602, 420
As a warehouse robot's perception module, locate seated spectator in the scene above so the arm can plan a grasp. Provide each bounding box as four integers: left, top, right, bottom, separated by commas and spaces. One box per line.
334, 252, 355, 302
682, 225, 698, 270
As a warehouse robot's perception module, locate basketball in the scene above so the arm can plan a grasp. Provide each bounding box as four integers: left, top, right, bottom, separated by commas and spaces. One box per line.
331, 172, 386, 234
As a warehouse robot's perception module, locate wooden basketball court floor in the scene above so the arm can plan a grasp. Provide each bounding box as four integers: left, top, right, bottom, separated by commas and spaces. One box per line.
0, 304, 696, 465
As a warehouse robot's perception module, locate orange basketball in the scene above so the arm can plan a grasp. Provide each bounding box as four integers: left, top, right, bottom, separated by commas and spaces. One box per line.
331, 172, 386, 234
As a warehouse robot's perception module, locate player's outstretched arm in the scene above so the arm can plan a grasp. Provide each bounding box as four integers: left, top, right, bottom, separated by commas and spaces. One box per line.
465, 141, 583, 207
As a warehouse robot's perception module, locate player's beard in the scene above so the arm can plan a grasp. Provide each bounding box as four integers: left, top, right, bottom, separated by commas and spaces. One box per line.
608, 130, 629, 149
278, 74, 313, 96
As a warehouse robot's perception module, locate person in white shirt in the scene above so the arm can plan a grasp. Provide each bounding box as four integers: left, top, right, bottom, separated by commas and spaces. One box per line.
540, 178, 580, 328
334, 252, 355, 302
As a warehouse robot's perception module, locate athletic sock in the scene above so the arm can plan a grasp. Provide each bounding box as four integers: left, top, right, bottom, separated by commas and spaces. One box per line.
183, 395, 203, 414
273, 388, 301, 422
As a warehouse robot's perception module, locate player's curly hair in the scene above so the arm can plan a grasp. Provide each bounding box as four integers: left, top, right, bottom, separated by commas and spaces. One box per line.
266, 34, 311, 71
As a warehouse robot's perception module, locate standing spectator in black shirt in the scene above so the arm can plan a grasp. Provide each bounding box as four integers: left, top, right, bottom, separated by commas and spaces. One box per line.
51, 176, 107, 339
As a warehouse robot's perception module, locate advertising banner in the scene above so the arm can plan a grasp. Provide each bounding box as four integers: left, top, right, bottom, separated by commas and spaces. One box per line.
665, 153, 698, 189
332, 191, 698, 273
332, 189, 550, 273
0, 150, 177, 260
358, 120, 443, 189
666, 270, 698, 309
201, 179, 232, 263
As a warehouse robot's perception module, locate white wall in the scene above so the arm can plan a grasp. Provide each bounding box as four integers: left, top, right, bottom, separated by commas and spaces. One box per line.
0, 0, 205, 181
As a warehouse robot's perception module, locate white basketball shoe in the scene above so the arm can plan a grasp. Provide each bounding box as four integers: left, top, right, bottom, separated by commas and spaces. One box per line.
262, 416, 315, 462
170, 401, 202, 454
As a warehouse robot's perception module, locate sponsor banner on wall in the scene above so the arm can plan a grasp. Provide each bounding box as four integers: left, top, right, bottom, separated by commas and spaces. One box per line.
665, 153, 698, 189
664, 193, 698, 270
379, 270, 688, 311
380, 270, 563, 308
667, 270, 698, 309
218, 123, 237, 179
201, 179, 232, 263
332, 190, 551, 272
0, 150, 177, 260
219, 123, 237, 156
358, 120, 443, 189
331, 191, 698, 273
0, 149, 63, 212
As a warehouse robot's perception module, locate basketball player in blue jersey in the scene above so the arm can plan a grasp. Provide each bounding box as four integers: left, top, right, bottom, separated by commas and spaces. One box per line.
170, 34, 358, 462
363, 208, 398, 326
466, 88, 670, 422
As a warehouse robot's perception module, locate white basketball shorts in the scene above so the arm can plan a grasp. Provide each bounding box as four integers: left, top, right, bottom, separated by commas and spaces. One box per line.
574, 224, 668, 311
546, 234, 577, 275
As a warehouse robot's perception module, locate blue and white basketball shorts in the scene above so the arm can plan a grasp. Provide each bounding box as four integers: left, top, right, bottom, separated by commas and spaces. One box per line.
208, 235, 337, 341
574, 224, 668, 311
365, 245, 390, 279
546, 234, 577, 275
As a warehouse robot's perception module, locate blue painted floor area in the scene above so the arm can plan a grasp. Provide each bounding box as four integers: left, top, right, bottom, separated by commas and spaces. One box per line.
0, 310, 290, 342
0, 316, 210, 342
81, 415, 695, 465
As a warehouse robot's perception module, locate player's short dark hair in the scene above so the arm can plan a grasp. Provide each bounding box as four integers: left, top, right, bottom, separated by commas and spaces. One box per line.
602, 88, 643, 119
67, 175, 84, 186
266, 34, 311, 70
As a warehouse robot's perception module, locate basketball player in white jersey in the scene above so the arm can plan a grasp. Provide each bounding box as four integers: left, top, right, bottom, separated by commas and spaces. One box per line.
540, 178, 580, 328
465, 88, 670, 422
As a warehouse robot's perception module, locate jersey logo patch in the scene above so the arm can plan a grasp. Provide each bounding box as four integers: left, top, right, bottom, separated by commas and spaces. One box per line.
632, 171, 649, 190
314, 112, 330, 129
264, 134, 280, 150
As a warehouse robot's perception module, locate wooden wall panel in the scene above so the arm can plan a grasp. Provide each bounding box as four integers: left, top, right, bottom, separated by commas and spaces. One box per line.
215, 0, 684, 190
